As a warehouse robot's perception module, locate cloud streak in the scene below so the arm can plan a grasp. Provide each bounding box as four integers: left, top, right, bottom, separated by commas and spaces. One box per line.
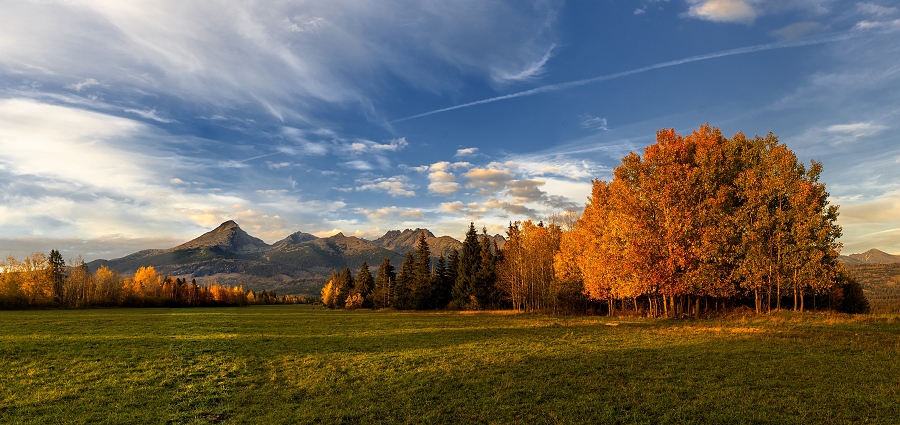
392, 32, 859, 123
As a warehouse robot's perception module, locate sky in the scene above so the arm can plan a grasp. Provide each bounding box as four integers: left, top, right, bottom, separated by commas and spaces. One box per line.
1, 0, 899, 261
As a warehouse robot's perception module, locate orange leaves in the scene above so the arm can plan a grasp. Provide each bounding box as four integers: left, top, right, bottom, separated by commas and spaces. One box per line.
559, 124, 842, 311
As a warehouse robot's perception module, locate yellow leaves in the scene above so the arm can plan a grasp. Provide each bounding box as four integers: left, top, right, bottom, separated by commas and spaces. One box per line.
560, 124, 842, 308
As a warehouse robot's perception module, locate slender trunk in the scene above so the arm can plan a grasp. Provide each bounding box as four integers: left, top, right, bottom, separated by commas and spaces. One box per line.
793, 287, 798, 312
776, 280, 781, 312
694, 297, 700, 319
662, 294, 668, 317
754, 289, 760, 315
800, 289, 805, 312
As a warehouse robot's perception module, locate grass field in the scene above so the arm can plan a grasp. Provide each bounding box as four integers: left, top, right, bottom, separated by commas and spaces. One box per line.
2, 306, 899, 424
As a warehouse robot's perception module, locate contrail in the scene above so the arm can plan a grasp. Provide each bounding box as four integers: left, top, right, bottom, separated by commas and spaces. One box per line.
392, 32, 856, 123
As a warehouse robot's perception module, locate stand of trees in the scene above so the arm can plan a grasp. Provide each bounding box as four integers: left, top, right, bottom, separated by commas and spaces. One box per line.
323, 226, 502, 310
0, 254, 301, 309
322, 125, 866, 316
556, 125, 848, 316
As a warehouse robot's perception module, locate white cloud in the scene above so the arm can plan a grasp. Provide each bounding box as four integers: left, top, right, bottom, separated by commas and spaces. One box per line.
857, 2, 899, 17
770, 22, 825, 40
66, 78, 100, 92
491, 44, 556, 83
427, 168, 462, 195
464, 164, 516, 192
440, 201, 488, 220
286, 15, 327, 33
686, 0, 760, 24
343, 160, 373, 170
635, 8, 647, 15
266, 161, 292, 169
429, 181, 462, 195
355, 176, 416, 197
455, 147, 479, 157
579, 115, 608, 130
826, 122, 888, 138
350, 137, 408, 153
359, 206, 425, 221
123, 108, 176, 123
0, 1, 561, 119
854, 18, 900, 29
0, 98, 345, 251
482, 199, 539, 218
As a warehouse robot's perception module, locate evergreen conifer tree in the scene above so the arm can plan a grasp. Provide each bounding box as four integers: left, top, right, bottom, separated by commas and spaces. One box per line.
333, 267, 353, 308
356, 261, 375, 308
371, 258, 396, 309
453, 223, 480, 309
473, 228, 498, 308
433, 254, 452, 309
394, 251, 416, 309
48, 249, 66, 304
412, 230, 434, 309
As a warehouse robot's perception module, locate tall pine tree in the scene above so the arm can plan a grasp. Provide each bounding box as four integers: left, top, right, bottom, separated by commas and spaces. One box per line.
433, 254, 452, 309
355, 261, 375, 308
412, 230, 434, 309
452, 223, 480, 309
48, 249, 65, 304
394, 250, 416, 309
473, 228, 498, 309
371, 257, 396, 309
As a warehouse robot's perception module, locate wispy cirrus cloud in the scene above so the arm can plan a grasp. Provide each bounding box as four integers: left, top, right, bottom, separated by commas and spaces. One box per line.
857, 2, 898, 17
826, 122, 888, 138
0, 0, 561, 123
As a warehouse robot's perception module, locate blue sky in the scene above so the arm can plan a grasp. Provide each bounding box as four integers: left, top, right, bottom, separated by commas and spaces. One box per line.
1, 0, 899, 261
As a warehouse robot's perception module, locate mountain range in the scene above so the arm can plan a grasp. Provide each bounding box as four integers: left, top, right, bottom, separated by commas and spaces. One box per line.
838, 249, 900, 266
86, 221, 505, 296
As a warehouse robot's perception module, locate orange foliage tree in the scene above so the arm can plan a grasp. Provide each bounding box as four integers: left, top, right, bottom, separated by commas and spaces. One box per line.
557, 124, 843, 316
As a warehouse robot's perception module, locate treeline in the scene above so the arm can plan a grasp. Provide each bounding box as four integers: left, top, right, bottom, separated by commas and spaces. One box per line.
0, 250, 303, 309
322, 225, 500, 310
323, 125, 869, 316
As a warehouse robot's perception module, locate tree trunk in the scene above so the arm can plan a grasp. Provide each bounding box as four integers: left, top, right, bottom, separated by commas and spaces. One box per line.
754, 289, 760, 314
793, 287, 798, 312
694, 297, 700, 319
800, 290, 805, 312
662, 294, 668, 317
776, 280, 781, 312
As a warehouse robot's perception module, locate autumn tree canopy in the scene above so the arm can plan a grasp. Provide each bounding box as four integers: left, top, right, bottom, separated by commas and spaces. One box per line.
556, 124, 843, 316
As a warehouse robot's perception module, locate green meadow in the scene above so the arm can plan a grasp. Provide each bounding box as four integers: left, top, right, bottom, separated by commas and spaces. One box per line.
2, 306, 899, 424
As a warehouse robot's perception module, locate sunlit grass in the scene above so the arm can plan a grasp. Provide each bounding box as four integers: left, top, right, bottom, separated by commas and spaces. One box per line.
2, 306, 899, 423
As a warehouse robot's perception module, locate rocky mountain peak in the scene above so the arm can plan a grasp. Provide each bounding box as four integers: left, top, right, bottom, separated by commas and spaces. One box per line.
171, 220, 270, 254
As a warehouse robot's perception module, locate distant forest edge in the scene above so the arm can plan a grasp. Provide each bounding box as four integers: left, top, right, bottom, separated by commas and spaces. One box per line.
2, 125, 897, 314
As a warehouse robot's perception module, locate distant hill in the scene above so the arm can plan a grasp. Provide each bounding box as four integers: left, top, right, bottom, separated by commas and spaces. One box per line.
266, 232, 404, 272
839, 249, 900, 265
839, 249, 900, 313
369, 228, 506, 258
370, 228, 462, 258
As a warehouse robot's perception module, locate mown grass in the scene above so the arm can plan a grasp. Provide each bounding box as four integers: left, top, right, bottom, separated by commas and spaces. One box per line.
1, 306, 899, 424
